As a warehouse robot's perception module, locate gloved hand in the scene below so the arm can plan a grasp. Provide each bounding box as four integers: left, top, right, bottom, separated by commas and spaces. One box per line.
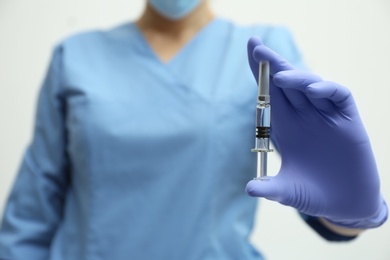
245, 37, 387, 229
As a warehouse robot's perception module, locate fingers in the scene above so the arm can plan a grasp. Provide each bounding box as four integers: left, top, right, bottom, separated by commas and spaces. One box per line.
248, 39, 312, 110
273, 70, 322, 109
273, 70, 322, 90
247, 37, 354, 112
273, 71, 355, 112
306, 81, 353, 108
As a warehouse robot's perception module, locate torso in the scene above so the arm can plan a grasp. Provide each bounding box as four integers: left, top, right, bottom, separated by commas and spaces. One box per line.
48, 18, 302, 260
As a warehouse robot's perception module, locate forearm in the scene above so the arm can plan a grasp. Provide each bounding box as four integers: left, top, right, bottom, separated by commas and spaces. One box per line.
318, 218, 364, 237
0, 153, 67, 258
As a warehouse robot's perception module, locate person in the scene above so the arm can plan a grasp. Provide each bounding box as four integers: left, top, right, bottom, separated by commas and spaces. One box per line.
0, 0, 387, 259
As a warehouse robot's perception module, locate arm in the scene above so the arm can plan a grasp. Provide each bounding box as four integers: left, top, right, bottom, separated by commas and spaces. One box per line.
0, 46, 70, 259
245, 37, 388, 238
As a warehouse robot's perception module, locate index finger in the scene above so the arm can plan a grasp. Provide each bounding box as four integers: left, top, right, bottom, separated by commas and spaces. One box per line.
250, 40, 295, 76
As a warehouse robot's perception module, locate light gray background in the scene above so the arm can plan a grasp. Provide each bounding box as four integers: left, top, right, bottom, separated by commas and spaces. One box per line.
1, 1, 389, 259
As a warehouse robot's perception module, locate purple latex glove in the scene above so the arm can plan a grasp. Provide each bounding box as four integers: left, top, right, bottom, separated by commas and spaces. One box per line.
246, 37, 387, 229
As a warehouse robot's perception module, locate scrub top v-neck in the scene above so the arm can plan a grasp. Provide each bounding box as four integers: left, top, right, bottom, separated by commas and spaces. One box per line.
131, 18, 221, 66
0, 18, 305, 260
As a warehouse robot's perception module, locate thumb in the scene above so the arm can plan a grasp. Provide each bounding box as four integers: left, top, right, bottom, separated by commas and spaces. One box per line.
245, 176, 288, 203
246, 175, 324, 215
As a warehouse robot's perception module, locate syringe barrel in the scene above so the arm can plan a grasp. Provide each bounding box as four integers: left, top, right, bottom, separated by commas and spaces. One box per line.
252, 61, 272, 179
256, 103, 270, 130
254, 103, 271, 151
252, 61, 272, 153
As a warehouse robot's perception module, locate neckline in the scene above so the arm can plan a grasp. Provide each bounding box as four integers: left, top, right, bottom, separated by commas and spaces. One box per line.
130, 18, 222, 65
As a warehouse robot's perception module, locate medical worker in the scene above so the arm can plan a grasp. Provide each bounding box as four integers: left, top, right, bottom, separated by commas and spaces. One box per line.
0, 0, 387, 259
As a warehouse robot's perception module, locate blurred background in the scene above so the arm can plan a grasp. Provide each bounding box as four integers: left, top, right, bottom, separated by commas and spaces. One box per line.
0, 0, 389, 259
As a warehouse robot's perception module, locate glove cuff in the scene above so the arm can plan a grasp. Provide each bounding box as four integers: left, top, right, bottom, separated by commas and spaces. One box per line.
325, 198, 388, 229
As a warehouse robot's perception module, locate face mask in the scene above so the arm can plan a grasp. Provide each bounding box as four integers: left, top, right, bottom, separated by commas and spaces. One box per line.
149, 0, 202, 20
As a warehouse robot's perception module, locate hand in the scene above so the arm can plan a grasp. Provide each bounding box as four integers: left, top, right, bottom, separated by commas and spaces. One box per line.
245, 37, 387, 228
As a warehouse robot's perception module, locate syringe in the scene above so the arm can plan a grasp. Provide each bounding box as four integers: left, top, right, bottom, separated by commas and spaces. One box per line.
251, 61, 273, 179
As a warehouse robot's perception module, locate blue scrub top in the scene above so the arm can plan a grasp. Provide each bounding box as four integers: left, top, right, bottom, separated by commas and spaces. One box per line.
0, 18, 304, 260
